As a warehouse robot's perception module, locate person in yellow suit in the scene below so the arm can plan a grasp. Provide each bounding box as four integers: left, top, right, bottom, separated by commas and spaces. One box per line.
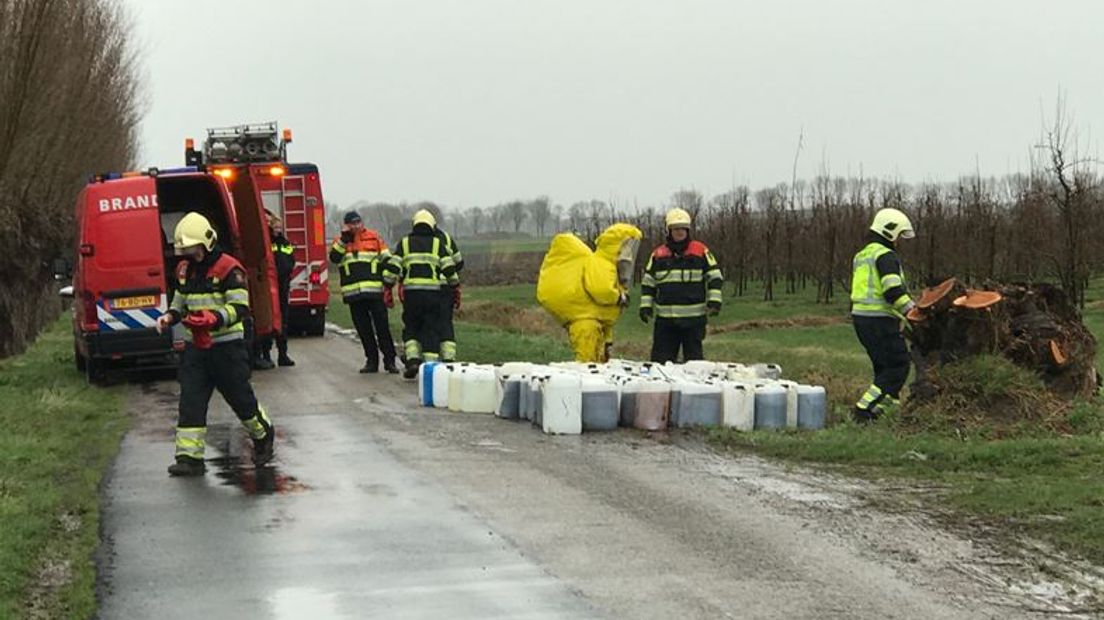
537, 223, 642, 362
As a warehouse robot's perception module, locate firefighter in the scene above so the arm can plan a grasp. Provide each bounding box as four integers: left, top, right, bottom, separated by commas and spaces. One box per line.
155, 212, 275, 477
388, 209, 459, 379
850, 207, 916, 423
639, 208, 723, 363
434, 218, 463, 362
262, 212, 295, 367
329, 211, 399, 374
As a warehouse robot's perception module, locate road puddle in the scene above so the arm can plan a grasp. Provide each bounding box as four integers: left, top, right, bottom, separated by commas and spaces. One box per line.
208, 455, 311, 495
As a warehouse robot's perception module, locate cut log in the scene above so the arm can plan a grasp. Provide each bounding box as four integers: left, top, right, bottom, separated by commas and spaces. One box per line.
1049, 340, 1068, 368
917, 277, 961, 310
952, 290, 1003, 310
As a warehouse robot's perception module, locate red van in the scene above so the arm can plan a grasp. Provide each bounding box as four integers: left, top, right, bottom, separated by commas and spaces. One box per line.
69, 168, 282, 382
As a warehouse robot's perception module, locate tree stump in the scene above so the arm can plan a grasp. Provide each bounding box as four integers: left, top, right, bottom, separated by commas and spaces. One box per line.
908, 281, 1097, 401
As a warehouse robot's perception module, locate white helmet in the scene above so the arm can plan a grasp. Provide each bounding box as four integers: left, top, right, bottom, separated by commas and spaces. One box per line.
870, 208, 914, 242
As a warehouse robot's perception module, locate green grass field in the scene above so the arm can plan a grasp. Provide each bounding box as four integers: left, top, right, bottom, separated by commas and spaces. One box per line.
0, 320, 128, 619
326, 278, 1104, 561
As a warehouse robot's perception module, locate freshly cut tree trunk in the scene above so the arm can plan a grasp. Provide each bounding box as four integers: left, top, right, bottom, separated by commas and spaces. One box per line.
909, 282, 1097, 400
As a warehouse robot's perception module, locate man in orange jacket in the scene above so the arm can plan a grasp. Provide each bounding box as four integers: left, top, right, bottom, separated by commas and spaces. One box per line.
329, 211, 400, 373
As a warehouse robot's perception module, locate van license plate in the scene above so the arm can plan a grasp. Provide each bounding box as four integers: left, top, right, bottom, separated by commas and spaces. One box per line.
112, 295, 157, 310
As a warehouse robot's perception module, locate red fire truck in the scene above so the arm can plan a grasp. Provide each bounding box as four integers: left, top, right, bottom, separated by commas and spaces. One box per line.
186, 122, 329, 335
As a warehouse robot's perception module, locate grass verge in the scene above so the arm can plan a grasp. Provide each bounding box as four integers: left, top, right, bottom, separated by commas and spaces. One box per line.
0, 319, 128, 619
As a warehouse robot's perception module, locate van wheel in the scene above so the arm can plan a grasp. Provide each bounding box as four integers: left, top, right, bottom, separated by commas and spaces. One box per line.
307, 310, 326, 337
85, 356, 105, 385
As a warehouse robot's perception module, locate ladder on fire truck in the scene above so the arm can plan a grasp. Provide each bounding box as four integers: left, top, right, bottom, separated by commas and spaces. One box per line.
280, 173, 312, 303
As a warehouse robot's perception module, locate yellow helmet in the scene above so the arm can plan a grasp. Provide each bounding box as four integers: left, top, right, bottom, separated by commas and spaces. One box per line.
174, 212, 217, 252
412, 209, 437, 228
665, 208, 692, 230
870, 208, 915, 242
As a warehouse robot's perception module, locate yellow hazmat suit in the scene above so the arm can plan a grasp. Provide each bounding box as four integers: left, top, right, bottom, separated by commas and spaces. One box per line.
536, 223, 643, 362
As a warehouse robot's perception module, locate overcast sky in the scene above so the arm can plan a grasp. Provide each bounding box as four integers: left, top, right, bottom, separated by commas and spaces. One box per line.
126, 0, 1103, 210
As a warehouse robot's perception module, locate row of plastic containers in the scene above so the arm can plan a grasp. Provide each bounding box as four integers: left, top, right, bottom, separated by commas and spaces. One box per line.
417, 360, 828, 436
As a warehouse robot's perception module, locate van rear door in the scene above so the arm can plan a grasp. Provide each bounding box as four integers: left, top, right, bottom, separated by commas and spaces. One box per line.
83, 176, 167, 332
225, 169, 281, 337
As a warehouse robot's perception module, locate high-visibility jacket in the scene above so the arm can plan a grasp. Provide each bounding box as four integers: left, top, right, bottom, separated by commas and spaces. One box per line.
850, 235, 914, 317
388, 227, 459, 290
640, 240, 723, 319
169, 252, 249, 344
435, 228, 463, 281
329, 229, 395, 301
271, 233, 295, 285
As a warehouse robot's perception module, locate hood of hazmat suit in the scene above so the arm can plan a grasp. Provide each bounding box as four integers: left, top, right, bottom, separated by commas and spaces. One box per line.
536, 223, 643, 326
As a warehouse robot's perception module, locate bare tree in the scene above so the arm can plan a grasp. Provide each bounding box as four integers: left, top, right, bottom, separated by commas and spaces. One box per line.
506, 200, 526, 233
0, 0, 143, 356
468, 206, 484, 236
530, 195, 551, 236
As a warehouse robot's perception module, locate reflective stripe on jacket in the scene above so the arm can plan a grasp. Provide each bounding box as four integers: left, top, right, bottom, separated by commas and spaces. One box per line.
329, 229, 395, 300
170, 253, 248, 343
389, 230, 459, 290
640, 240, 723, 319
850, 241, 912, 317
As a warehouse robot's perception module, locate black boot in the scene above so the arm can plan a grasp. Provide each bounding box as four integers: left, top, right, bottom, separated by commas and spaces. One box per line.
383, 360, 399, 374
278, 354, 295, 367
359, 361, 378, 374
402, 359, 421, 379
851, 406, 879, 425
168, 455, 206, 477
252, 420, 276, 466
253, 355, 275, 371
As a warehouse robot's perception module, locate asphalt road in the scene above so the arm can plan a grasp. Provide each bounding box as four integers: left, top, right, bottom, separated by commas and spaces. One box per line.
96, 330, 1089, 619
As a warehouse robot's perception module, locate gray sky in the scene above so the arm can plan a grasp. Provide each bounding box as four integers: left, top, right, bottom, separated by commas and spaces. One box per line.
127, 0, 1104, 209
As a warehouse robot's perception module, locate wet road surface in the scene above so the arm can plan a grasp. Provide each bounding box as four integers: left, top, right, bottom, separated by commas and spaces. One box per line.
97, 331, 1090, 619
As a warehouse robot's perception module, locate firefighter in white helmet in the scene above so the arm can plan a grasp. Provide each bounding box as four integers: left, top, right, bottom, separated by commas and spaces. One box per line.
850, 207, 916, 423
639, 208, 724, 363
156, 212, 275, 476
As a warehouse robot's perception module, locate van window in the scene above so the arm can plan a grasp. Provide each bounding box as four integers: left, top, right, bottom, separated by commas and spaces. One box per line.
156, 176, 233, 254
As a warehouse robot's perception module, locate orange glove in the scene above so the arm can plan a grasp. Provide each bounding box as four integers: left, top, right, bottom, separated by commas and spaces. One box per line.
452, 285, 461, 310
383, 286, 394, 309
398, 283, 405, 304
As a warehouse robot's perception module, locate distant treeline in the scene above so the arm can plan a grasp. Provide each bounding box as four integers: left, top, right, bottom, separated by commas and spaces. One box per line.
340, 113, 1100, 305
0, 0, 142, 356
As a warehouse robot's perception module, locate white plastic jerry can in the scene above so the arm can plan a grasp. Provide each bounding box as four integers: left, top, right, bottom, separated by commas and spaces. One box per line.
417, 362, 439, 407
448, 364, 467, 412
754, 384, 787, 429
461, 365, 497, 414
721, 382, 755, 431
432, 363, 452, 409
797, 385, 827, 430
541, 372, 582, 435
777, 380, 800, 428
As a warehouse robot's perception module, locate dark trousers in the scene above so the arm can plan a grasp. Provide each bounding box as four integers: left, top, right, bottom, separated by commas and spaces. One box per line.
650, 316, 706, 363
349, 296, 396, 368
178, 340, 259, 427
853, 315, 910, 402
402, 290, 442, 361
438, 289, 456, 360
264, 284, 290, 358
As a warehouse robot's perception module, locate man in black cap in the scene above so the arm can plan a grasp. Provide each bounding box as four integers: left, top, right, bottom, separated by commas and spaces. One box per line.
329, 211, 400, 373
